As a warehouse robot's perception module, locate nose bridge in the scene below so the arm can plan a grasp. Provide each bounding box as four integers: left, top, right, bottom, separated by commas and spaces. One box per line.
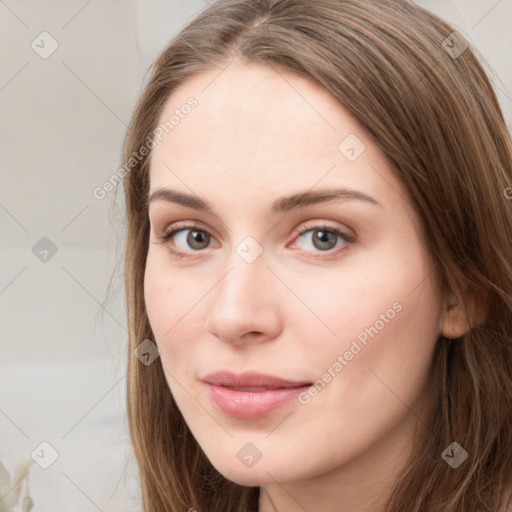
206, 234, 282, 343
216, 239, 268, 312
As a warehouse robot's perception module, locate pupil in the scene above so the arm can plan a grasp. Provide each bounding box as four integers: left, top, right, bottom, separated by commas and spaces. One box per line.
314, 230, 336, 250
188, 230, 209, 249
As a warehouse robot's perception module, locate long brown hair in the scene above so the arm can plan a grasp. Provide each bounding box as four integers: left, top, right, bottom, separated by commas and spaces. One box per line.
122, 1, 512, 510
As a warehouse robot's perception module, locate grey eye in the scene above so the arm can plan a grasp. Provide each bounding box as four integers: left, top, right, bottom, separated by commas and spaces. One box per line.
176, 229, 211, 250
310, 230, 338, 250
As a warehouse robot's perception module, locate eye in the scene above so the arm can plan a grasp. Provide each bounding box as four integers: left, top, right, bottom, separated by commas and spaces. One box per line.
291, 222, 354, 256
159, 223, 212, 256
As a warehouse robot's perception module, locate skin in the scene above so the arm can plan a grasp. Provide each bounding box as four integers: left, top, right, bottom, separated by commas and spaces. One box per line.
144, 61, 468, 512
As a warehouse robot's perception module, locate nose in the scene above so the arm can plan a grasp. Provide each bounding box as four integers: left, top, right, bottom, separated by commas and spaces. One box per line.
205, 248, 283, 347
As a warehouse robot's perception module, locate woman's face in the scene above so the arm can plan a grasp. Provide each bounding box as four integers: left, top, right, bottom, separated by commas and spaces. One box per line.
144, 61, 448, 494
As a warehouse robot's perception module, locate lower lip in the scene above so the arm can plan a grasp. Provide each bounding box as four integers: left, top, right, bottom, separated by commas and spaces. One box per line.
205, 383, 310, 419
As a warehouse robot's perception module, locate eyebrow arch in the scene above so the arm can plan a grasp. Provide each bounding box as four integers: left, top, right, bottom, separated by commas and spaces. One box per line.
146, 187, 383, 214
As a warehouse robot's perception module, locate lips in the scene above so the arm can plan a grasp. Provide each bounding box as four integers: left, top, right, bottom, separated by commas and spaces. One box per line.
202, 371, 312, 419
202, 371, 312, 389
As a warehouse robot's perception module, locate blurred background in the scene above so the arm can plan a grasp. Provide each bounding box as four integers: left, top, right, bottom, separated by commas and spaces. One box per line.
1, 0, 511, 510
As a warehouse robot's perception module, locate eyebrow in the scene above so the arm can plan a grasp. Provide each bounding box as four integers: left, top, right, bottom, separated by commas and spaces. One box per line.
146, 187, 383, 214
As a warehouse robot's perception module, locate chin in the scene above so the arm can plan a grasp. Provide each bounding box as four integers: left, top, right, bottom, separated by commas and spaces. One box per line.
211, 459, 279, 487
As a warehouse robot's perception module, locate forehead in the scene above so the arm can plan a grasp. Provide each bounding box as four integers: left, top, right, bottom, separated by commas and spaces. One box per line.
148, 61, 408, 214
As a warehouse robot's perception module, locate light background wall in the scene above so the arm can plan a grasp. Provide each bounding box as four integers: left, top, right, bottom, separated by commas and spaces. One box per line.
1, 0, 511, 510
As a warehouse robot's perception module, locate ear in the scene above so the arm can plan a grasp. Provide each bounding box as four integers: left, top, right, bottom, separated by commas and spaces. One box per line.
439, 289, 488, 339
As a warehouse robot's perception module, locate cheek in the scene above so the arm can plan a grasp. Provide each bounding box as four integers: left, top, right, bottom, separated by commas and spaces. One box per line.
291, 238, 439, 353
301, 237, 441, 406
143, 255, 190, 362
288, 245, 442, 428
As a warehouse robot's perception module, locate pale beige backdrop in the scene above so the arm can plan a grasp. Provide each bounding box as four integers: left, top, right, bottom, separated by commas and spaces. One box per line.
0, 0, 511, 510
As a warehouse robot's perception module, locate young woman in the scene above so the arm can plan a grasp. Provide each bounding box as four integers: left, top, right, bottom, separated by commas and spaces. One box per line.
121, 0, 512, 510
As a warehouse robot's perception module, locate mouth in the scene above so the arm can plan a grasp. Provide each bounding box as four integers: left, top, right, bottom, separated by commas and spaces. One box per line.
202, 371, 312, 419
202, 370, 312, 389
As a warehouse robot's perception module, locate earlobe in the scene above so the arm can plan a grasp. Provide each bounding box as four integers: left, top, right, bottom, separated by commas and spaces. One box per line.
440, 292, 470, 339
439, 289, 488, 339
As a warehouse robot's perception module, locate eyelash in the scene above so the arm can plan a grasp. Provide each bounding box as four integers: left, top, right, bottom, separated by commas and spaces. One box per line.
156, 221, 355, 260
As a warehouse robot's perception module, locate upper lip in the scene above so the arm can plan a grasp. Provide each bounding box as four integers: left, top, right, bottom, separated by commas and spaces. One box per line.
202, 371, 311, 389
